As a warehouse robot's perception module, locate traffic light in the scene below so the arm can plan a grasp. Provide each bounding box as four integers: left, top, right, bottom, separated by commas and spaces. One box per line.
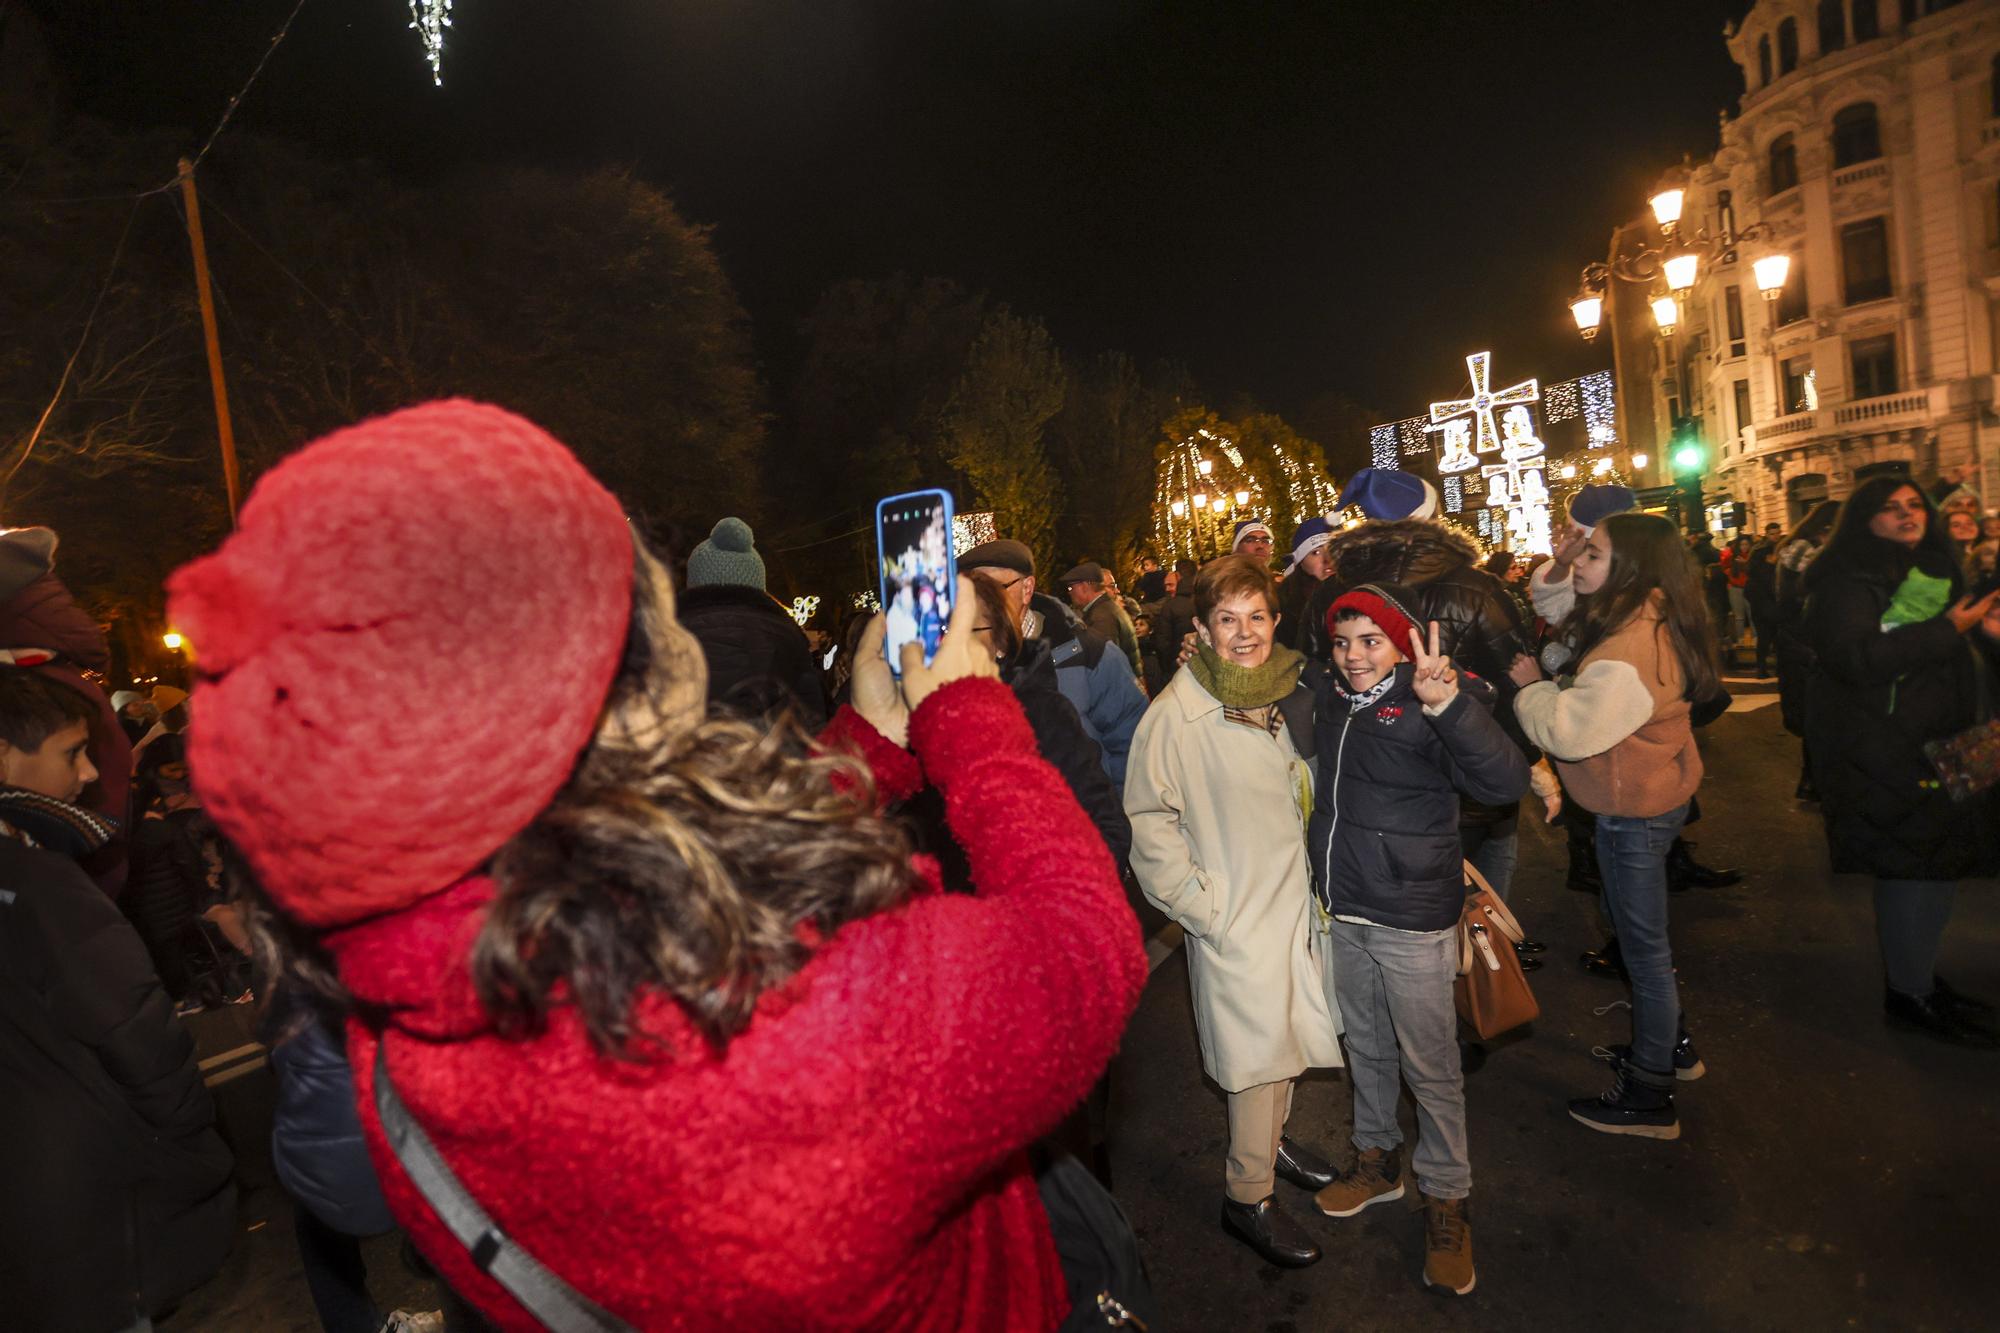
1668, 419, 1705, 534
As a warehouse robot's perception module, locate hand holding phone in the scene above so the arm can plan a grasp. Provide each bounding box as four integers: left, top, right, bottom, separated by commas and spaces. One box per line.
876, 489, 957, 676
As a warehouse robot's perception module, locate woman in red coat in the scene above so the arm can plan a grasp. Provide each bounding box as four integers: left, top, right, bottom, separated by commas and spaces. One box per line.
169, 401, 1147, 1331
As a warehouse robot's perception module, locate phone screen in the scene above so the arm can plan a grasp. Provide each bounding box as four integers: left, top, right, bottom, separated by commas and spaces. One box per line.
876, 490, 955, 675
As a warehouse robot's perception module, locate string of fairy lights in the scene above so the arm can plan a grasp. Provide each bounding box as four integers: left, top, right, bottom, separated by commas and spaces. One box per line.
407, 0, 453, 85
1152, 427, 1340, 561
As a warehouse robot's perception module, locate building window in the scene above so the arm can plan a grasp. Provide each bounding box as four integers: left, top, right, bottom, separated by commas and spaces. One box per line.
1853, 0, 1880, 40
1733, 380, 1754, 438
1776, 255, 1809, 325
1768, 134, 1799, 195
1820, 0, 1847, 51
1779, 18, 1800, 72
1781, 356, 1814, 414
1832, 103, 1881, 167
1759, 35, 1774, 86
1725, 284, 1747, 356
1841, 217, 1892, 304
1850, 335, 1899, 398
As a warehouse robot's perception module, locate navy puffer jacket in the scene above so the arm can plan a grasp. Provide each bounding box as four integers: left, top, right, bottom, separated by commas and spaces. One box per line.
268, 988, 394, 1237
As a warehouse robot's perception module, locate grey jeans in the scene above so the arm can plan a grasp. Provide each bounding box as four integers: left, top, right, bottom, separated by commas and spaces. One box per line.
1328, 918, 1470, 1199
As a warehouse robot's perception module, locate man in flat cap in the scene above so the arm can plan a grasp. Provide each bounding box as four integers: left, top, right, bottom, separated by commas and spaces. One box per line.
961, 539, 1148, 784
1061, 560, 1145, 683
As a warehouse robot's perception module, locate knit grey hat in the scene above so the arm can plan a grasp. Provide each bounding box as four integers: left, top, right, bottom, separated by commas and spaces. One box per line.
686, 517, 767, 590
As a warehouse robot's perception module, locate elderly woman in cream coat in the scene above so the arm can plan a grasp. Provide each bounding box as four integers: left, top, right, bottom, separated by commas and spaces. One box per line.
1125, 555, 1343, 1268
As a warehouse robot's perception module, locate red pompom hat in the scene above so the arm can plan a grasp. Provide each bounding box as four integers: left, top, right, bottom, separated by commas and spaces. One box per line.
1327, 582, 1423, 654
168, 400, 635, 927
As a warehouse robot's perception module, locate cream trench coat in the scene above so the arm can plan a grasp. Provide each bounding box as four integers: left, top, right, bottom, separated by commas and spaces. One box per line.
1123, 667, 1343, 1092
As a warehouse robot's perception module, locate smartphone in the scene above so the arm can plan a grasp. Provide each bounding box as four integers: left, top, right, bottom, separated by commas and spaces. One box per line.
875, 489, 956, 676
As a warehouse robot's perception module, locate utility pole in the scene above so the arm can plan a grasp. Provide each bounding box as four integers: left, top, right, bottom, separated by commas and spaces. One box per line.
178, 157, 242, 526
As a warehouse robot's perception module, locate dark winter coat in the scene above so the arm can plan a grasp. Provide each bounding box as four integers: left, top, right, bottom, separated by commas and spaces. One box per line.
1151, 592, 1198, 680
677, 583, 828, 731
1307, 666, 1529, 933
0, 839, 236, 1331
123, 806, 214, 999
1774, 538, 1821, 736
1804, 539, 2000, 880
1275, 570, 1321, 652
1303, 518, 1539, 819
268, 988, 395, 1238
1080, 592, 1144, 679
902, 636, 1133, 884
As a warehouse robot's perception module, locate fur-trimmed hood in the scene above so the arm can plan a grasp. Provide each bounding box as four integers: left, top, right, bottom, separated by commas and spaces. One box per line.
1324, 518, 1479, 588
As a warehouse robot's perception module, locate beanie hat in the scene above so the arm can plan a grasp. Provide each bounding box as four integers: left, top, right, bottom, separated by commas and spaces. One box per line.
167, 400, 638, 928
1344, 468, 1439, 521
1231, 518, 1274, 551
1285, 516, 1335, 572
1569, 484, 1637, 534
1327, 582, 1423, 658
686, 517, 767, 591
0, 526, 58, 603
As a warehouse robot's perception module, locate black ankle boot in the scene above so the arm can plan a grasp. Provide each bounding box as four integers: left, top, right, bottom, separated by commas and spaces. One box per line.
1667, 838, 1741, 891
1221, 1195, 1322, 1266
1568, 1062, 1679, 1139
1934, 975, 1996, 1018
1579, 935, 1626, 981
1885, 988, 1999, 1049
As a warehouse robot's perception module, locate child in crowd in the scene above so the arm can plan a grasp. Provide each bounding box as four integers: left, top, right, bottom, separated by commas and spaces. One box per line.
1510, 513, 1723, 1140
1307, 583, 1528, 1297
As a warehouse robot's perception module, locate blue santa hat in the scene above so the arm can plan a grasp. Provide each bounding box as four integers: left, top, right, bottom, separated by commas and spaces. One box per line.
1285, 516, 1336, 573
1231, 517, 1274, 552
1569, 484, 1637, 533
1343, 468, 1439, 522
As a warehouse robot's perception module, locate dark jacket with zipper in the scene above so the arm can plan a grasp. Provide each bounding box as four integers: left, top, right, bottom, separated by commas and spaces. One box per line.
0, 837, 236, 1331
268, 986, 396, 1238
1803, 539, 2000, 880
677, 583, 828, 731
1307, 665, 1529, 932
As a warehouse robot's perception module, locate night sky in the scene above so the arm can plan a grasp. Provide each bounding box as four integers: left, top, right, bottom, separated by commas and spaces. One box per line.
35, 0, 1748, 423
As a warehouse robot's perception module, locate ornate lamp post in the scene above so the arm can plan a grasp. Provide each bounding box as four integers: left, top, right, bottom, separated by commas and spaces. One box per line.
1568, 176, 1791, 341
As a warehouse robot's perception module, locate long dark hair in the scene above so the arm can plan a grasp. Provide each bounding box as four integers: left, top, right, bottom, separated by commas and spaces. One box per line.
1562, 512, 1722, 702
1785, 499, 1840, 550
1804, 475, 1961, 593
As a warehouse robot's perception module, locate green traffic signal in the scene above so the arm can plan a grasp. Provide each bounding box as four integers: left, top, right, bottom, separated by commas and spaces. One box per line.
1673, 443, 1705, 471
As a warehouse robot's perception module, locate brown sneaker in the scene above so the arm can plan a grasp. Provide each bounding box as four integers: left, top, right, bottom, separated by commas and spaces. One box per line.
1313, 1145, 1403, 1218
1421, 1193, 1475, 1295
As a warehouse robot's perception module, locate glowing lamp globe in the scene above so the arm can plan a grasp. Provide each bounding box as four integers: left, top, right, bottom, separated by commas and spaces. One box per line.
1752, 253, 1792, 299
1171, 499, 1186, 517
1649, 187, 1686, 232
1593, 456, 1615, 475
1631, 453, 1649, 469
1570, 294, 1604, 340
162, 631, 185, 651
1651, 296, 1680, 336
1193, 493, 1209, 509
1559, 463, 1578, 479
1662, 252, 1700, 293
1197, 458, 1214, 476
1234, 489, 1250, 506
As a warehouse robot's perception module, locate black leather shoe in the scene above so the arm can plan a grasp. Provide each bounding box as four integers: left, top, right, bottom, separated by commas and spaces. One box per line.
1934, 975, 1995, 1018
1274, 1137, 1336, 1191
1516, 940, 1548, 954
1885, 988, 1999, 1049
1667, 838, 1742, 890
1220, 1196, 1321, 1267
1579, 936, 1627, 981
1519, 955, 1544, 973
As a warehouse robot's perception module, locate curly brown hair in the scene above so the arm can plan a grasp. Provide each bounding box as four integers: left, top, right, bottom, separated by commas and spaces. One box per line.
233, 543, 918, 1059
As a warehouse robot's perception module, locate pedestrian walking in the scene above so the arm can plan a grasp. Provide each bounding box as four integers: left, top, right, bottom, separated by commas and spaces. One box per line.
1511, 512, 1723, 1138
1124, 555, 1342, 1269
1801, 476, 2000, 1048
1307, 585, 1528, 1296
171, 401, 1148, 1330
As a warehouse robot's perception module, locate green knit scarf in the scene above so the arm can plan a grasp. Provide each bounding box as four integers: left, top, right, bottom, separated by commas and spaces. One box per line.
1187, 639, 1306, 709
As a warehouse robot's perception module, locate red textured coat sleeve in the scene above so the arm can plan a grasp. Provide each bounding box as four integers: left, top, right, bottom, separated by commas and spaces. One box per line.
817, 704, 925, 807
841, 677, 1146, 1189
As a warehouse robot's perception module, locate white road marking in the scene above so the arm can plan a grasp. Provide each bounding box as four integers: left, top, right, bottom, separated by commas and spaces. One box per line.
1725, 695, 1781, 713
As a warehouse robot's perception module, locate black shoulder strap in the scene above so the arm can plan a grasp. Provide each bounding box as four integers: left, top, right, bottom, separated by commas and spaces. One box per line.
373, 1041, 635, 1333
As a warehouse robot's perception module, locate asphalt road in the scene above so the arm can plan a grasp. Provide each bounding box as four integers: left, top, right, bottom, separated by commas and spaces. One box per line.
166, 689, 1998, 1332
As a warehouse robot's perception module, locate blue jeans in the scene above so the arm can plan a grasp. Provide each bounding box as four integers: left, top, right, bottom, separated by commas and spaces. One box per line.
1595, 803, 1688, 1075
1460, 810, 1520, 904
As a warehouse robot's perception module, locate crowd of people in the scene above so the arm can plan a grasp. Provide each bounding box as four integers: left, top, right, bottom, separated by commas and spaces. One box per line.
1, 399, 1996, 1330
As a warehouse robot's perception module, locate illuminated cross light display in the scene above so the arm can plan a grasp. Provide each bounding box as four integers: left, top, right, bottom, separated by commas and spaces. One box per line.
407, 0, 453, 86
1427, 352, 1541, 475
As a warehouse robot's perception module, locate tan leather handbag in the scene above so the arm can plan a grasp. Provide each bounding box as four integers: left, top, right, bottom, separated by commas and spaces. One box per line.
1454, 861, 1540, 1040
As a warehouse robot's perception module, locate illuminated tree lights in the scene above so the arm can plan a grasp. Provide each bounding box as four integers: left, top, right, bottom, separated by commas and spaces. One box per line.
1151, 426, 1339, 561
408, 0, 452, 86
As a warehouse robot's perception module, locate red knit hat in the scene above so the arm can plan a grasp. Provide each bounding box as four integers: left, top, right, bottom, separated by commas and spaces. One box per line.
168, 400, 636, 927
1327, 582, 1423, 656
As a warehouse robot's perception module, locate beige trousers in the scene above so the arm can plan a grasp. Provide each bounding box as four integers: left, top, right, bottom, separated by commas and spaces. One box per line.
1224, 1078, 1295, 1203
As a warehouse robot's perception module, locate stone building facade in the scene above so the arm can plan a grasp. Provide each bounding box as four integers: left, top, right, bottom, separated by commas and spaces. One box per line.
1612, 0, 2000, 529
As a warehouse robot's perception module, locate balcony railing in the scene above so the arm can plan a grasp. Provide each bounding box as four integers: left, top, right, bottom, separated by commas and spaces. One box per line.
1832, 159, 1889, 189
1739, 388, 1941, 454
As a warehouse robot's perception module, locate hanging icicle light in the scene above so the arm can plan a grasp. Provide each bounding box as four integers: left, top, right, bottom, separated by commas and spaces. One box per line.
408, 0, 453, 86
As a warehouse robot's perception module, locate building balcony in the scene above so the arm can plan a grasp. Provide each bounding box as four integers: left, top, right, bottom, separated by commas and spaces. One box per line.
1735, 386, 1944, 458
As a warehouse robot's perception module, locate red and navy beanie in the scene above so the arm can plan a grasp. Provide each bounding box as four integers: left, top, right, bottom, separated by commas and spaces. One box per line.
1327, 583, 1423, 655
168, 400, 637, 928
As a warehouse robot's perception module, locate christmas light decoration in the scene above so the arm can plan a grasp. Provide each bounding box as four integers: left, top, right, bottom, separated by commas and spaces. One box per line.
1370, 424, 1400, 471
1580, 371, 1618, 448
950, 510, 997, 556
1429, 352, 1541, 460
407, 0, 452, 86
1152, 424, 1338, 561
851, 590, 881, 612
789, 596, 821, 627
